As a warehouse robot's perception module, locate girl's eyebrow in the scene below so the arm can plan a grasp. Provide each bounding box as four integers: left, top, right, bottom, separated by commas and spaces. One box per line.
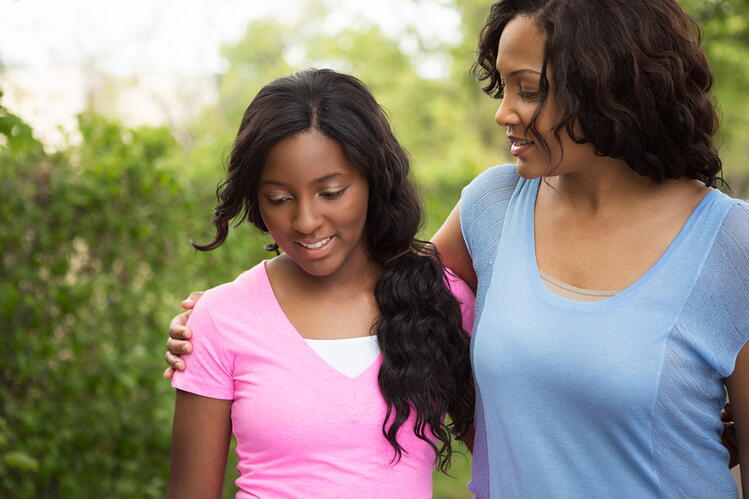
260, 172, 344, 187
310, 172, 344, 184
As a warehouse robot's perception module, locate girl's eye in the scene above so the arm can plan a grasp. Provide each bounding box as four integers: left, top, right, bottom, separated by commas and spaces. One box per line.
267, 197, 290, 205
320, 189, 345, 200
519, 91, 538, 100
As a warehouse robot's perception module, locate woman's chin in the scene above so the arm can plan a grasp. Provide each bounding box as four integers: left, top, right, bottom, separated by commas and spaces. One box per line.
515, 158, 546, 180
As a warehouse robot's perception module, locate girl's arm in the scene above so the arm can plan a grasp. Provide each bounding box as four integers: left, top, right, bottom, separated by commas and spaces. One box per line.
167, 390, 232, 499
431, 202, 477, 292
726, 343, 749, 496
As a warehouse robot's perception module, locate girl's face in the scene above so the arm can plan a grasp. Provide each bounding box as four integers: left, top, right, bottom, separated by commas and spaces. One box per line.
258, 129, 371, 278
494, 15, 595, 179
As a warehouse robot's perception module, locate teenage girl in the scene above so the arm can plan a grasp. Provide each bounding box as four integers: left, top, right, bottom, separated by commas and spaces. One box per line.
166, 69, 474, 498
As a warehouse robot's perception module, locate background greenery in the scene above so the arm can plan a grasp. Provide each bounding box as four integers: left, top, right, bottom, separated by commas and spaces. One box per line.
2, 0, 748, 497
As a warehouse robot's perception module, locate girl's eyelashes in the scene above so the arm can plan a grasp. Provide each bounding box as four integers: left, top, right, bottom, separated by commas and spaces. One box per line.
263, 188, 347, 205
266, 197, 290, 205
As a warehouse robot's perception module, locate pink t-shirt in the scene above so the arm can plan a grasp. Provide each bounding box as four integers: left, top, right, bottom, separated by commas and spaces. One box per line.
172, 261, 475, 498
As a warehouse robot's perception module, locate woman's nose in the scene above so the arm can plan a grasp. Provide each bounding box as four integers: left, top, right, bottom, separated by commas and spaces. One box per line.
494, 97, 519, 127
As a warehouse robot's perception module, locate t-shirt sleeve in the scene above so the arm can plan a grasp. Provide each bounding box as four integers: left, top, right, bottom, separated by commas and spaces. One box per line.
445, 268, 476, 335
717, 202, 749, 377
459, 164, 520, 275
682, 201, 749, 378
171, 295, 234, 400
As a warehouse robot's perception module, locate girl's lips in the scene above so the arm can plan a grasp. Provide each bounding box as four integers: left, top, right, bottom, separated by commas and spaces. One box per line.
294, 236, 335, 258
296, 236, 332, 249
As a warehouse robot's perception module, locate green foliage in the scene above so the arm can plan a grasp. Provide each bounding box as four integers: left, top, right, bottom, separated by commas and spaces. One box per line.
2, 1, 748, 497
0, 104, 179, 496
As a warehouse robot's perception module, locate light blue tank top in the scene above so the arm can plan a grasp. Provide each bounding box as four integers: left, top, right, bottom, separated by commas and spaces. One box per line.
460, 164, 749, 498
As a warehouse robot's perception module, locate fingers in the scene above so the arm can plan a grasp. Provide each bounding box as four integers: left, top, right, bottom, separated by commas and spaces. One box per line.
180, 291, 205, 310
722, 422, 739, 468
167, 337, 192, 355
169, 311, 193, 340
165, 351, 185, 371
163, 367, 174, 379
721, 403, 733, 423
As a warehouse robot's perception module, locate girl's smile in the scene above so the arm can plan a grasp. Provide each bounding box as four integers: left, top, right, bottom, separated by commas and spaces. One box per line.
258, 129, 371, 279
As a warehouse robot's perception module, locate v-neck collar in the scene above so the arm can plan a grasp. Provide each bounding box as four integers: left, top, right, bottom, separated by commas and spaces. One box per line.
257, 260, 382, 399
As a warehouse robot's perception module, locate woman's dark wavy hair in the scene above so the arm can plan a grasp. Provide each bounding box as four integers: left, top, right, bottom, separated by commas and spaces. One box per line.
194, 68, 474, 471
472, 0, 723, 186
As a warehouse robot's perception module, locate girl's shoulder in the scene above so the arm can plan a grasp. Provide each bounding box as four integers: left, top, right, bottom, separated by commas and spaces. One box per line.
195, 261, 271, 318
444, 267, 476, 334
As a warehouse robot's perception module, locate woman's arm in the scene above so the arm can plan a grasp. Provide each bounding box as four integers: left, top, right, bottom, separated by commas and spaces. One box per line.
431, 202, 477, 292
163, 292, 203, 378
167, 390, 232, 499
726, 343, 749, 496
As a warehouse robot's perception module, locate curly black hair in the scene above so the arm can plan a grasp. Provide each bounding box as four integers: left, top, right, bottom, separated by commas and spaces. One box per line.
473, 0, 723, 187
193, 68, 474, 471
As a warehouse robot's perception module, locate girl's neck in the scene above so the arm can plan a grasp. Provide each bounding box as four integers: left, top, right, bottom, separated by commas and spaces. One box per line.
272, 251, 382, 297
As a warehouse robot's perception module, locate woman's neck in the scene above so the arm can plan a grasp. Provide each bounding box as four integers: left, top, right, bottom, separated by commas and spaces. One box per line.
545, 157, 701, 215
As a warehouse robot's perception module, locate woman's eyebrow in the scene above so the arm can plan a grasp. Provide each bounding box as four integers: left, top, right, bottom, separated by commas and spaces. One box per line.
508, 68, 542, 77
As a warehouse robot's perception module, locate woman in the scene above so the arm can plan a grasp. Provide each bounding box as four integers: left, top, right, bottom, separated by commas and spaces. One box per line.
166, 68, 475, 498
168, 1, 748, 497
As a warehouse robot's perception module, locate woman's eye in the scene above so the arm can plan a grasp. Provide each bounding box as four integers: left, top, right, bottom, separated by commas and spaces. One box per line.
519, 91, 538, 100
320, 189, 345, 200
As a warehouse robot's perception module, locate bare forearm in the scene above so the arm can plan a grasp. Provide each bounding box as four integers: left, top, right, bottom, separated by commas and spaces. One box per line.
431, 202, 477, 292
726, 344, 749, 497
167, 390, 232, 498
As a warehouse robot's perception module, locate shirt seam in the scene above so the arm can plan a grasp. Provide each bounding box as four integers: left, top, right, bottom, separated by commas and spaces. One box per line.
646, 200, 735, 498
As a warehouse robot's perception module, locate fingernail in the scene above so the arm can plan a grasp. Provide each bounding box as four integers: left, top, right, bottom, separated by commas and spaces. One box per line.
185, 344, 192, 353
163, 368, 172, 378
185, 328, 192, 339
176, 362, 184, 370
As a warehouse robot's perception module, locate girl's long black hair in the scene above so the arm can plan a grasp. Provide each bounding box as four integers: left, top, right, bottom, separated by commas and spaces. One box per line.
194, 68, 474, 471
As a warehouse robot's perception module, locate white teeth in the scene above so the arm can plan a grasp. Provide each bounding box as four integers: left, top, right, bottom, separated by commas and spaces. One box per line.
298, 237, 331, 249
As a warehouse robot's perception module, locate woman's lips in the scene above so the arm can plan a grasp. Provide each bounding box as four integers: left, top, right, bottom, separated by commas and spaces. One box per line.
509, 138, 534, 157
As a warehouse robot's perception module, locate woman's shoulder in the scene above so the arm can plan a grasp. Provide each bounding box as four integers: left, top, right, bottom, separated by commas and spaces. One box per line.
713, 195, 749, 257
681, 198, 749, 376
459, 164, 521, 258
460, 163, 521, 217
462, 163, 520, 199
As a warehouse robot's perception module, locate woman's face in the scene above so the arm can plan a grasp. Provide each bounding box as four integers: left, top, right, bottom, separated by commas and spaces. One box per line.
257, 129, 371, 278
494, 15, 594, 179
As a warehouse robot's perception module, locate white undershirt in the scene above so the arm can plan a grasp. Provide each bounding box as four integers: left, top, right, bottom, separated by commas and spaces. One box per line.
304, 335, 380, 378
